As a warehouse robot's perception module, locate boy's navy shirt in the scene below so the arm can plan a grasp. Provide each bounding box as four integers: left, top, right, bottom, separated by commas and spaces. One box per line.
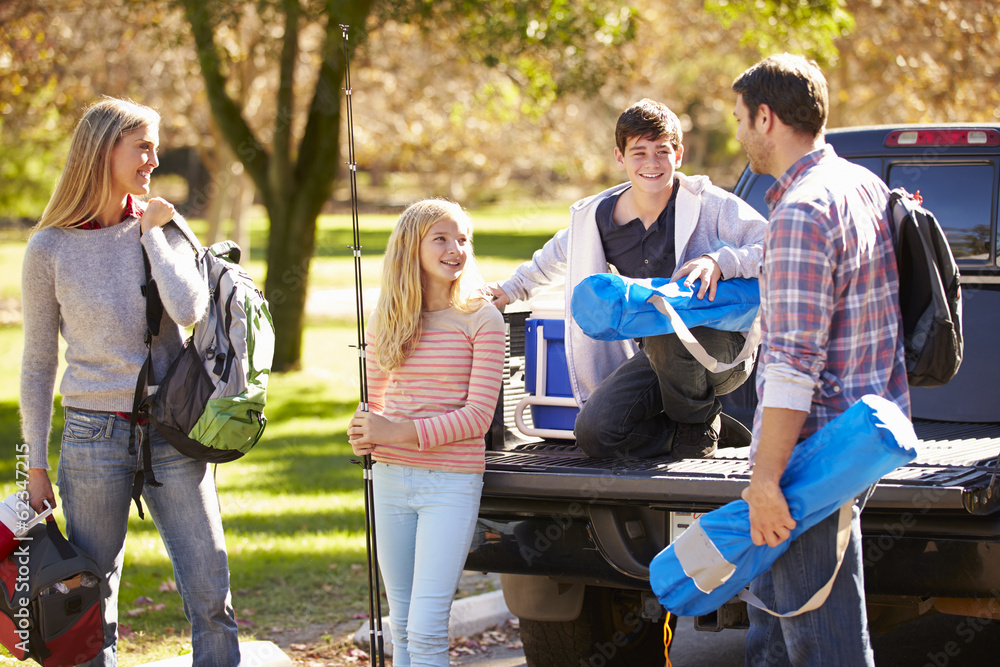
596, 178, 679, 280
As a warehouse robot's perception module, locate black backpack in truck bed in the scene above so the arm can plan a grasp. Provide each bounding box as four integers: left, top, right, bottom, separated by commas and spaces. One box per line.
888, 188, 963, 387
0, 518, 104, 666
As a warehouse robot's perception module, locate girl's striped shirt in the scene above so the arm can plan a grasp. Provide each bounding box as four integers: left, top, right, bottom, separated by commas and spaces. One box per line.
367, 302, 506, 473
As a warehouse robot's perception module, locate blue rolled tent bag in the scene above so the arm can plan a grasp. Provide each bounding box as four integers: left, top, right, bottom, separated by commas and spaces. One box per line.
571, 273, 762, 373
570, 274, 760, 341
649, 395, 918, 618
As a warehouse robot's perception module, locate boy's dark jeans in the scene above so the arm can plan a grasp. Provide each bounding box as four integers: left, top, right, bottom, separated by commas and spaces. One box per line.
574, 328, 749, 458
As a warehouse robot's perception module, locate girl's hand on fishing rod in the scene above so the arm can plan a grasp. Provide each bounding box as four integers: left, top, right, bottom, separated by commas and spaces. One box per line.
348, 409, 418, 451
350, 439, 375, 456
348, 410, 376, 455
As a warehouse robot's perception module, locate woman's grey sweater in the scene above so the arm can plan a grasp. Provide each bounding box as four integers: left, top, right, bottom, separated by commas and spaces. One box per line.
20, 215, 208, 469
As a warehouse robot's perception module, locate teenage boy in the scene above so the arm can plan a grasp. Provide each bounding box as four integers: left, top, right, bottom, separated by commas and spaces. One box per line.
732, 54, 910, 665
491, 99, 767, 459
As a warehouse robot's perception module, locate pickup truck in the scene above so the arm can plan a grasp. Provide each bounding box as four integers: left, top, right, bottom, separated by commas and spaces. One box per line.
465, 124, 1000, 666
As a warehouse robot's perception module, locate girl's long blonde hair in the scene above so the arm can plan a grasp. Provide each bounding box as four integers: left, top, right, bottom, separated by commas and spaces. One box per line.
372, 198, 489, 371
34, 98, 160, 233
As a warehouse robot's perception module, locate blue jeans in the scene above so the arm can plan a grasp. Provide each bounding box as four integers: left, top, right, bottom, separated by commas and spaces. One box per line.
372, 463, 483, 667
575, 328, 749, 457
57, 408, 240, 667
745, 503, 874, 666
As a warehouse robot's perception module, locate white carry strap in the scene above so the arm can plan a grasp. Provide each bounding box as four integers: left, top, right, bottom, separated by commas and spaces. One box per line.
14, 499, 53, 536
649, 295, 762, 373
737, 502, 854, 618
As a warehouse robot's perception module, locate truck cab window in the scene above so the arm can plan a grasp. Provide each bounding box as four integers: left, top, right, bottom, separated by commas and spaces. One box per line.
888, 162, 995, 264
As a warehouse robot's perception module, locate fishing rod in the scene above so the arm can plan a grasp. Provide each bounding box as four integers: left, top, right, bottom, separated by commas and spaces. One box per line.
342, 23, 385, 667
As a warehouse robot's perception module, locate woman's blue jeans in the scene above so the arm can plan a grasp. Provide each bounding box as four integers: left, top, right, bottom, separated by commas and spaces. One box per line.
57, 408, 240, 667
372, 463, 483, 667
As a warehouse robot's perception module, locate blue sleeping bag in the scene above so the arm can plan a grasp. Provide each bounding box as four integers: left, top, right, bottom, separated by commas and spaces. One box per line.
570, 274, 760, 341
649, 395, 918, 617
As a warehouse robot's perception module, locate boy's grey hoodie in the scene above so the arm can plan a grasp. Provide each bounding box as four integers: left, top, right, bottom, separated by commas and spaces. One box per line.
500, 174, 766, 405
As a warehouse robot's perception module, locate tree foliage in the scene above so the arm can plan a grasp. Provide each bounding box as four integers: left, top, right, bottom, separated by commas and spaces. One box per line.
3, 0, 1000, 369
0, 0, 211, 218
831, 0, 1000, 126
170, 0, 640, 370
706, 0, 854, 64
0, 2, 124, 217
347, 0, 860, 196
350, 8, 634, 203
382, 0, 636, 96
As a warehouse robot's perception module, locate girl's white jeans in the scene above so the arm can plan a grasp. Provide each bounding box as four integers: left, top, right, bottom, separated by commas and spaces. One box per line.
372, 462, 483, 667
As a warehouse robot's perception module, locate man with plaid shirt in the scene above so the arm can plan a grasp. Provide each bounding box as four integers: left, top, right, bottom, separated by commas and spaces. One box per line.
732, 54, 910, 665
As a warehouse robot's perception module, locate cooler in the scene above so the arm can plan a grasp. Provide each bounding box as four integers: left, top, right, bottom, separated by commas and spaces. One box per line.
0, 494, 52, 560
516, 317, 580, 440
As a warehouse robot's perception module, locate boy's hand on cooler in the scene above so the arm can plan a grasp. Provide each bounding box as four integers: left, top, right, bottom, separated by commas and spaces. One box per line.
488, 283, 510, 309
140, 197, 176, 233
675, 256, 722, 301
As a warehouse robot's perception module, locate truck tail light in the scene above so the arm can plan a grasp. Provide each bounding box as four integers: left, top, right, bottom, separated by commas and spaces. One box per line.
885, 129, 1000, 147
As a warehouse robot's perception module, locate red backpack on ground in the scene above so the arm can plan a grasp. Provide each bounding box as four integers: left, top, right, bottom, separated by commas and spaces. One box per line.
0, 517, 104, 666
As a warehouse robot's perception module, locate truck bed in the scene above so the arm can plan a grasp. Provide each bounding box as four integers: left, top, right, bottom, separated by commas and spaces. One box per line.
483, 420, 1000, 514
487, 310, 1000, 516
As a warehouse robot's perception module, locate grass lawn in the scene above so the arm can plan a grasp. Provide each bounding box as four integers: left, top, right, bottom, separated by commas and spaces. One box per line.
0, 200, 569, 663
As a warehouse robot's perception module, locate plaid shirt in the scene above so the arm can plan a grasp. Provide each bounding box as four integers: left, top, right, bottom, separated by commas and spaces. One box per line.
751, 145, 910, 453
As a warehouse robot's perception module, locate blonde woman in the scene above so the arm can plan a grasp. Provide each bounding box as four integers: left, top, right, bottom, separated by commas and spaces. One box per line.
22, 98, 240, 666
348, 199, 505, 666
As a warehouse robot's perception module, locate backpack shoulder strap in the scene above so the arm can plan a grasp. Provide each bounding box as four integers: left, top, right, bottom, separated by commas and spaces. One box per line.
129, 243, 165, 520
887, 188, 905, 245
164, 217, 202, 255
207, 239, 241, 264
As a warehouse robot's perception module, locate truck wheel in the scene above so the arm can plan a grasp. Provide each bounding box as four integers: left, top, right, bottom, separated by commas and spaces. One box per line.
520, 588, 675, 667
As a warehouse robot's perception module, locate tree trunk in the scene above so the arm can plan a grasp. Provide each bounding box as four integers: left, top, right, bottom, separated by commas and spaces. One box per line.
181, 0, 372, 371
231, 171, 253, 256
264, 200, 318, 372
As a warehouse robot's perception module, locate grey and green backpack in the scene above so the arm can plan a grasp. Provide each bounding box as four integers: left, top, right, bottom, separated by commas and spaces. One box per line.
129, 223, 274, 513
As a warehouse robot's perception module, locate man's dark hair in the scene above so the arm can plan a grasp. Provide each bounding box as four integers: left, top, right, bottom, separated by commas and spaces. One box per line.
615, 99, 683, 154
732, 53, 828, 137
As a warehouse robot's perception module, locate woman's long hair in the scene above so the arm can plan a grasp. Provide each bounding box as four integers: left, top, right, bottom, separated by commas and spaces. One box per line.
34, 98, 160, 232
372, 198, 489, 372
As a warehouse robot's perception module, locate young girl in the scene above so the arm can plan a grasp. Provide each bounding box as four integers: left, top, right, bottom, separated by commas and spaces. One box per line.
347, 199, 506, 667
22, 98, 240, 666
